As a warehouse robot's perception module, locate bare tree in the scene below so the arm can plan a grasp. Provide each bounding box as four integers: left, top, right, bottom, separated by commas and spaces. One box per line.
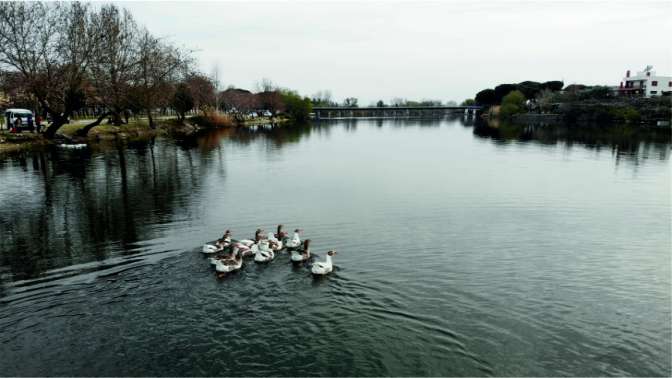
343, 97, 358, 107
390, 98, 407, 107
220, 87, 258, 121
85, 4, 138, 129
255, 77, 276, 93
0, 2, 101, 138
311, 90, 333, 106
134, 28, 190, 128
211, 63, 221, 112
185, 73, 216, 116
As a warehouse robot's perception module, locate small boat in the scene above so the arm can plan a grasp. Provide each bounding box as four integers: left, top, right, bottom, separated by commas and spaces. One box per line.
57, 143, 87, 149
311, 251, 336, 276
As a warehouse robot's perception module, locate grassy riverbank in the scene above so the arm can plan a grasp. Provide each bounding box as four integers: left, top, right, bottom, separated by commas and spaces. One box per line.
0, 113, 293, 155
0, 131, 50, 153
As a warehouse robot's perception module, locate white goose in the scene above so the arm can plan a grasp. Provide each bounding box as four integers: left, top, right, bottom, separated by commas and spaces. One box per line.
238, 229, 264, 248
253, 240, 275, 263
209, 245, 242, 266
267, 232, 284, 252
274, 225, 288, 242
213, 252, 243, 274
202, 244, 221, 254
284, 229, 302, 249
311, 251, 336, 276
290, 239, 311, 263
202, 231, 232, 254
234, 243, 254, 257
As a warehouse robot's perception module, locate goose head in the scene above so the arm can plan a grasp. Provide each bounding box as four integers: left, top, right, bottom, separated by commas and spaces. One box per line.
327, 250, 336, 256
255, 229, 265, 242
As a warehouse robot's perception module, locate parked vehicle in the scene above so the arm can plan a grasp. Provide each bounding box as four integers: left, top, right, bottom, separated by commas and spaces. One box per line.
4, 108, 34, 132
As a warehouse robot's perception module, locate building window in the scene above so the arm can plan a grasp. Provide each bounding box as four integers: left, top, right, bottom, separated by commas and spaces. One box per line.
669, 81, 672, 87
650, 91, 657, 95
652, 81, 658, 86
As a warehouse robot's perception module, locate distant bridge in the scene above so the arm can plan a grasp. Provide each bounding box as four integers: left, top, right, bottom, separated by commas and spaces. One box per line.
312, 106, 482, 119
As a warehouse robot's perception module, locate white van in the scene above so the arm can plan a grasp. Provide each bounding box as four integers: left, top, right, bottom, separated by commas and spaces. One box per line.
4, 108, 34, 131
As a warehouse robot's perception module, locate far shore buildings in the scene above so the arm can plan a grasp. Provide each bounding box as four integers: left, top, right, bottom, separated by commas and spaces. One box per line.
619, 66, 671, 97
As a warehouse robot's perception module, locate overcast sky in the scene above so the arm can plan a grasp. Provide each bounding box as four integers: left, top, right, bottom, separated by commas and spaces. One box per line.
121, 1, 671, 104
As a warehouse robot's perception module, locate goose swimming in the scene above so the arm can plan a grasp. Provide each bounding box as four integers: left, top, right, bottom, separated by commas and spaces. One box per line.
253, 239, 275, 263
238, 229, 263, 247
275, 224, 287, 241
213, 251, 243, 275
267, 232, 284, 251
202, 230, 232, 254
311, 250, 336, 276
290, 239, 311, 264
284, 229, 302, 250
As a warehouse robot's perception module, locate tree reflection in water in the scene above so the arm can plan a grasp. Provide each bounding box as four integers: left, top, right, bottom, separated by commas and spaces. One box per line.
470, 118, 671, 165
0, 119, 668, 283
0, 140, 208, 281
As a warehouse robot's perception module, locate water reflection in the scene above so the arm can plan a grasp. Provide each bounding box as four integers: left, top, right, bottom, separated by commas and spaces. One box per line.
227, 122, 323, 146
0, 119, 669, 376
0, 140, 208, 281
1, 119, 669, 283
471, 119, 671, 164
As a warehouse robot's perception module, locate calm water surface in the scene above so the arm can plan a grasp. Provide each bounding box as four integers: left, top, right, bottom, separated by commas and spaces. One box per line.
0, 118, 670, 376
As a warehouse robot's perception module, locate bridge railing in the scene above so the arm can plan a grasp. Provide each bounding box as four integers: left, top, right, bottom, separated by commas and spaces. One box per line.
311, 105, 482, 119
312, 106, 482, 111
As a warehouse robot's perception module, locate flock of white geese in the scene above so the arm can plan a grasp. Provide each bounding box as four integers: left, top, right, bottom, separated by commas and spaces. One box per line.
201, 225, 337, 277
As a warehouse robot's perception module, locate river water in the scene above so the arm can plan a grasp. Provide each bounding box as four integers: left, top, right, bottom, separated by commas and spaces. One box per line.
0, 118, 670, 376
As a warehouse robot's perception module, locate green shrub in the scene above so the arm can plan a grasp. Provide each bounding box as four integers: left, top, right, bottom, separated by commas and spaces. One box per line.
499, 103, 521, 118
280, 90, 312, 122
609, 107, 641, 123
499, 90, 526, 118
577, 86, 613, 100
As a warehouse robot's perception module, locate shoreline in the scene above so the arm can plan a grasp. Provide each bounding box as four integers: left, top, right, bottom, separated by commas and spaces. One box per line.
0, 115, 292, 155
1, 114, 667, 157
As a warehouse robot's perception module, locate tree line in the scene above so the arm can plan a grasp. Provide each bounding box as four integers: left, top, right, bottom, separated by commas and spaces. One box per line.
469, 80, 670, 124
0, 2, 200, 138
472, 81, 564, 107
0, 2, 316, 139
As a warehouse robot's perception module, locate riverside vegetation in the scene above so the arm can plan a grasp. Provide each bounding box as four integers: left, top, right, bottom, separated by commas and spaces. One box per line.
468, 81, 671, 126
0, 2, 313, 153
